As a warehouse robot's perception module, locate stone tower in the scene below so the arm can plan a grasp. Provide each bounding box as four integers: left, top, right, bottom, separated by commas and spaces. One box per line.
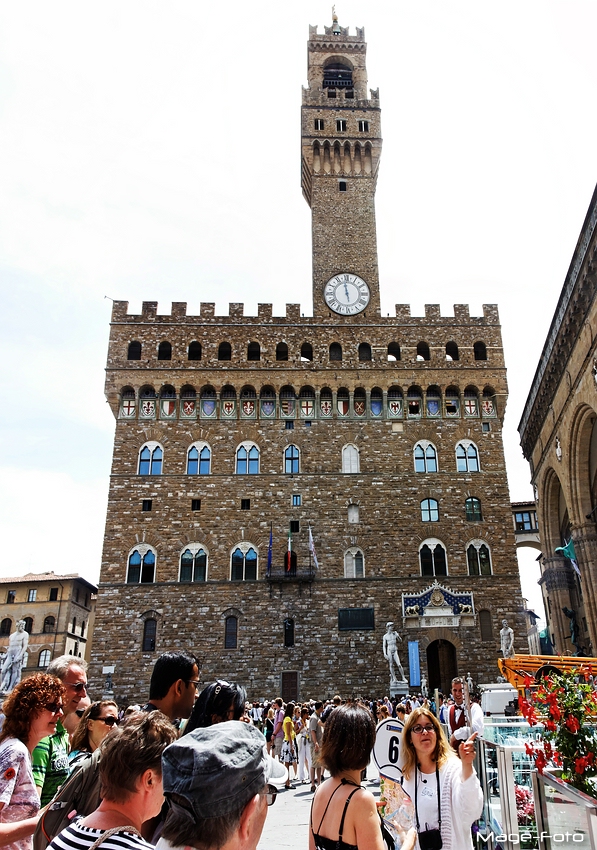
89, 18, 526, 705
301, 17, 382, 318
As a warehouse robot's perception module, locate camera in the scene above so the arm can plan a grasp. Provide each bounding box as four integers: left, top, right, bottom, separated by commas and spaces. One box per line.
418, 828, 443, 850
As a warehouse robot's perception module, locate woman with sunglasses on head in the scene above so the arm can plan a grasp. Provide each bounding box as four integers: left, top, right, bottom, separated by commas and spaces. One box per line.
399, 707, 482, 850
68, 701, 119, 768
0, 673, 65, 850
310, 703, 416, 850
183, 680, 247, 734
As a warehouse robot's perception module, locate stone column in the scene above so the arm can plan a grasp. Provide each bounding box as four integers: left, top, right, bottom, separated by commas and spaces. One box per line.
571, 522, 597, 653
539, 556, 575, 653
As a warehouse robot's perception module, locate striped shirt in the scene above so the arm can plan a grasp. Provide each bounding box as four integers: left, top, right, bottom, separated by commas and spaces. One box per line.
49, 822, 153, 850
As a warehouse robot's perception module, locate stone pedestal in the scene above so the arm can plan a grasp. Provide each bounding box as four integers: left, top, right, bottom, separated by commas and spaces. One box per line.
389, 680, 409, 699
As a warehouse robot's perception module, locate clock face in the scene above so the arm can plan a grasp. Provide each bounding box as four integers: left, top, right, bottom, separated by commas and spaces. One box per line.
323, 273, 370, 315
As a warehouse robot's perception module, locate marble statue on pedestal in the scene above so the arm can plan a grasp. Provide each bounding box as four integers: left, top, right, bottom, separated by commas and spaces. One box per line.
466, 672, 474, 692
1, 621, 29, 692
500, 619, 514, 658
383, 622, 407, 685
421, 675, 428, 697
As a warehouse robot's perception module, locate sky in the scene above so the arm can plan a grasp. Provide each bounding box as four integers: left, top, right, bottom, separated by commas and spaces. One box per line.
2, 1, 596, 625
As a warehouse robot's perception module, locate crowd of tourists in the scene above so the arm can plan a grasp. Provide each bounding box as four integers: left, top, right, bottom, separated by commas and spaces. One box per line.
0, 652, 483, 850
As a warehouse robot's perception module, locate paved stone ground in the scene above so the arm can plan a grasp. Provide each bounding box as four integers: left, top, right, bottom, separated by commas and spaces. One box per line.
258, 766, 381, 850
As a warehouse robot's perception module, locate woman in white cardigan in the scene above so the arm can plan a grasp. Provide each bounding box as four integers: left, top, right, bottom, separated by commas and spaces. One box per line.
398, 707, 483, 850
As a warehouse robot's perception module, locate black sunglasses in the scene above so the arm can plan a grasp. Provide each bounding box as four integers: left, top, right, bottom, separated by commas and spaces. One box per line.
95, 716, 119, 727
260, 783, 278, 806
64, 681, 87, 692
45, 703, 63, 715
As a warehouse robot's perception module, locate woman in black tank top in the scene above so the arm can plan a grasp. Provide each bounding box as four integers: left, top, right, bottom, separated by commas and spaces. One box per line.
309, 704, 416, 850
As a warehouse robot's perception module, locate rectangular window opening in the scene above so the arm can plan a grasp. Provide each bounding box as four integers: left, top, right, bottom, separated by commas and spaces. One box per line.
338, 608, 375, 631
292, 494, 302, 507
285, 421, 294, 430
28, 589, 37, 603
7, 591, 15, 604
339, 181, 347, 192
290, 520, 300, 534
336, 119, 347, 132
191, 498, 201, 511
142, 499, 152, 512
49, 587, 58, 602
314, 118, 324, 131
241, 499, 251, 510
358, 120, 369, 132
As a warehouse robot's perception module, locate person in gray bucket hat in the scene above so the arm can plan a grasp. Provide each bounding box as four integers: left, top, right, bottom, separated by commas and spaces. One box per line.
156, 721, 287, 850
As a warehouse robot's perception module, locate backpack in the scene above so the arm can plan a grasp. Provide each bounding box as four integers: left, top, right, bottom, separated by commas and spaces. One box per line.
33, 749, 102, 850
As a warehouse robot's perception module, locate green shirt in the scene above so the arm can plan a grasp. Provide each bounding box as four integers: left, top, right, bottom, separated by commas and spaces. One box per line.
31, 720, 70, 805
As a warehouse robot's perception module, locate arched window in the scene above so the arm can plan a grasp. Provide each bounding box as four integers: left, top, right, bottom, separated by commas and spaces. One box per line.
467, 541, 492, 576
419, 540, 447, 576
284, 618, 295, 647
276, 342, 289, 361
138, 443, 163, 475
445, 387, 460, 417
218, 342, 232, 361
188, 341, 202, 361
337, 388, 349, 416
414, 441, 437, 473
358, 343, 372, 362
465, 497, 483, 522
142, 619, 157, 652
342, 444, 360, 473
127, 341, 141, 360
0, 619, 11, 636
236, 443, 259, 474
479, 610, 493, 641
301, 343, 313, 362
407, 386, 422, 417
344, 548, 364, 578
39, 649, 51, 668
43, 616, 55, 634
187, 443, 211, 475
426, 386, 441, 417
284, 445, 300, 474
387, 342, 401, 362
23, 617, 33, 634
417, 341, 430, 361
463, 387, 479, 417
247, 341, 260, 361
329, 342, 342, 362
180, 547, 207, 582
157, 341, 172, 361
225, 616, 238, 648
421, 499, 439, 522
127, 548, 156, 584
231, 546, 258, 581
474, 341, 487, 361
456, 441, 480, 472
446, 341, 459, 361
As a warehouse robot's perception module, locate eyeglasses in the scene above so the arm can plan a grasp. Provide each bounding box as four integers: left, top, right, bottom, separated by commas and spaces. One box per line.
260, 784, 278, 806
45, 703, 63, 715
186, 680, 201, 691
64, 681, 87, 692
411, 724, 436, 735
95, 716, 119, 727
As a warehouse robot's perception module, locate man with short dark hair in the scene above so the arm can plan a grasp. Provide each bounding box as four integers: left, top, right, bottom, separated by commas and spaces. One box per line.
144, 651, 200, 723
32, 655, 88, 804
157, 721, 286, 850
271, 698, 284, 760
447, 676, 484, 751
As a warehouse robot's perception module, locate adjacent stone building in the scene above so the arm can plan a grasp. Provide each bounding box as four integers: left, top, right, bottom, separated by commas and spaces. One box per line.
91, 17, 526, 704
0, 572, 97, 674
519, 182, 597, 657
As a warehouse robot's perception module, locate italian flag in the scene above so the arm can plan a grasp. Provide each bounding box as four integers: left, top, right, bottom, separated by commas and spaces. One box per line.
286, 527, 292, 572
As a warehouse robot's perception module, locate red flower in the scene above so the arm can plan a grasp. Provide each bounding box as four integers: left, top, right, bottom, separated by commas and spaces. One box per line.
575, 756, 587, 774
544, 719, 557, 732
534, 750, 547, 773
525, 742, 535, 757
565, 716, 580, 734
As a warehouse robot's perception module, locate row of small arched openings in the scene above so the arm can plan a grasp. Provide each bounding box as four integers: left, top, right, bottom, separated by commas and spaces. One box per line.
126, 340, 488, 363
0, 615, 56, 636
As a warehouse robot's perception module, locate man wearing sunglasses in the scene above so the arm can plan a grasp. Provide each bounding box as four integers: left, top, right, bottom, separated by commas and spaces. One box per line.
32, 655, 88, 804
157, 722, 287, 850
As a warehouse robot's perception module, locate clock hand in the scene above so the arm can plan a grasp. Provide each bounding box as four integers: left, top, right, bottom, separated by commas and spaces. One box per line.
344, 283, 350, 301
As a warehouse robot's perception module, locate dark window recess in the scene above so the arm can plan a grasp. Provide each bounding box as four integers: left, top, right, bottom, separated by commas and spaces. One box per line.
300, 343, 313, 361
23, 617, 33, 634
225, 616, 238, 649
329, 343, 342, 361
479, 610, 493, 641
276, 342, 289, 361
284, 618, 295, 647
241, 499, 251, 510
49, 587, 58, 602
358, 120, 369, 132
191, 499, 201, 511
285, 421, 294, 430
482, 422, 491, 432
157, 341, 172, 361
474, 341, 487, 361
338, 608, 375, 631
43, 616, 55, 633
324, 63, 353, 89
304, 421, 311, 427
142, 619, 157, 652
0, 619, 10, 636
218, 342, 232, 361
314, 118, 324, 131
292, 495, 302, 507
6, 591, 15, 604
127, 341, 141, 360
339, 181, 347, 192
247, 341, 261, 361
142, 499, 152, 512
290, 520, 300, 534
188, 341, 202, 361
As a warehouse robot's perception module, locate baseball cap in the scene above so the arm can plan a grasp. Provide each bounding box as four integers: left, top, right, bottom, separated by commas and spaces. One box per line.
162, 721, 287, 820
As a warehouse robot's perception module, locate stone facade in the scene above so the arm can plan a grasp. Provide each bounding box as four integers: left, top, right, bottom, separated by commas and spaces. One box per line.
91, 19, 526, 706
0, 572, 97, 674
519, 182, 597, 657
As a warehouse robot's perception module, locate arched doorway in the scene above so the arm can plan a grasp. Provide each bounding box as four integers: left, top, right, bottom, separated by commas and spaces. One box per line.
426, 639, 457, 694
